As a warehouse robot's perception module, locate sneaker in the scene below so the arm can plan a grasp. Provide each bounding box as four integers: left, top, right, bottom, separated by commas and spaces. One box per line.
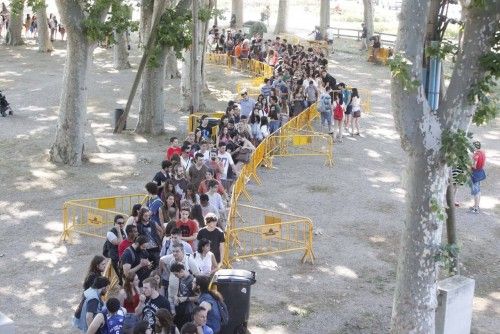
468, 207, 479, 214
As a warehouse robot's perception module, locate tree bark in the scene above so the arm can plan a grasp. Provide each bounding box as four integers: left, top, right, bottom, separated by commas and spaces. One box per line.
5, 1, 24, 46
319, 0, 330, 38
231, 0, 243, 29
445, 183, 459, 275
35, 1, 53, 52
113, 30, 131, 70
390, 0, 499, 332
165, 48, 180, 79
273, 0, 288, 35
191, 0, 201, 113
135, 0, 172, 135
362, 0, 374, 40
49, 1, 91, 166
200, 0, 214, 92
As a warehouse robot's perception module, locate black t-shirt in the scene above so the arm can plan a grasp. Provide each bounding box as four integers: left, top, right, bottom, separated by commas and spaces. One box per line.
142, 295, 169, 330
153, 171, 169, 186
322, 74, 336, 90
122, 246, 150, 283
86, 296, 103, 316
197, 227, 225, 262
197, 125, 212, 140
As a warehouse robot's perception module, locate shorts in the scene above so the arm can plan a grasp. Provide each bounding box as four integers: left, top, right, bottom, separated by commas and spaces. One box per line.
320, 112, 332, 126
353, 110, 361, 118
471, 181, 480, 195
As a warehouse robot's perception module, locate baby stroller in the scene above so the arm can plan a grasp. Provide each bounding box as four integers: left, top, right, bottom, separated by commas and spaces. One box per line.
0, 90, 13, 117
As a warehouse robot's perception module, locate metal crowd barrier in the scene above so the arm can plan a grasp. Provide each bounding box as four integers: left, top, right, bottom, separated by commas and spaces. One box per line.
61, 194, 147, 242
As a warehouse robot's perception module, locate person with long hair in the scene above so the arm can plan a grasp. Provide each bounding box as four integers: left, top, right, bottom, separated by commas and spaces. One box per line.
350, 88, 362, 136
126, 203, 143, 228
181, 183, 200, 209
217, 126, 230, 146
190, 204, 205, 229
193, 239, 217, 276
196, 275, 224, 334
118, 272, 141, 333
137, 207, 162, 269
83, 255, 107, 290
155, 308, 180, 334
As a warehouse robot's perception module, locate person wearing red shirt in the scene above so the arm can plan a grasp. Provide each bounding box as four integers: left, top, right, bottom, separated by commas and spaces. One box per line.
469, 141, 486, 214
119, 224, 138, 258
176, 207, 199, 251
198, 170, 228, 201
165, 137, 182, 161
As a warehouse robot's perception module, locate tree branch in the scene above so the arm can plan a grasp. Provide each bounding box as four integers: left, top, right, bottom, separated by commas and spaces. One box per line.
440, 1, 500, 131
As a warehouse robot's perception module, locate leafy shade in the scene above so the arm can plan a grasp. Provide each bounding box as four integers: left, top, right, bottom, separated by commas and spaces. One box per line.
388, 54, 420, 91
83, 1, 138, 44
441, 129, 473, 185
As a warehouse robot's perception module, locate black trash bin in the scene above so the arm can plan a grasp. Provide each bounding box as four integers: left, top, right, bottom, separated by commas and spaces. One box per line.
214, 269, 256, 334
114, 108, 126, 130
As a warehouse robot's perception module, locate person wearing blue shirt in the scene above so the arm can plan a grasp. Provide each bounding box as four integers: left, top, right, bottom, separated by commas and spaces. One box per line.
238, 89, 256, 118
192, 306, 214, 334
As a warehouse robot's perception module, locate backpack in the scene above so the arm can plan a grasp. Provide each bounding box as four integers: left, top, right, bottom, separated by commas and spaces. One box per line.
217, 299, 230, 326
333, 102, 343, 121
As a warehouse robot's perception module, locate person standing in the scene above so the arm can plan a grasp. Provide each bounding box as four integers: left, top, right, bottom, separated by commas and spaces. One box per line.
318, 86, 333, 134
104, 215, 126, 285
136, 277, 170, 332
350, 88, 361, 136
360, 22, 368, 50
170, 263, 197, 329
87, 297, 125, 334
73, 277, 110, 332
191, 306, 214, 334
469, 141, 486, 214
197, 213, 225, 268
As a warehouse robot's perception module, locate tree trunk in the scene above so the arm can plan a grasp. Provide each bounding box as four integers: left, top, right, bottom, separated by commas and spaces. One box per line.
200, 0, 214, 93
390, 0, 498, 332
5, 2, 24, 46
362, 0, 374, 39
165, 48, 180, 79
273, 0, 287, 35
319, 0, 330, 39
181, 49, 192, 112
231, 0, 243, 29
191, 0, 201, 113
445, 183, 459, 275
35, 1, 53, 52
213, 0, 218, 26
113, 30, 131, 70
49, 2, 91, 166
135, 0, 172, 134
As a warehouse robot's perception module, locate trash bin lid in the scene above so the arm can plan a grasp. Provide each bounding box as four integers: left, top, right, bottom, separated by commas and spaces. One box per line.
215, 269, 256, 284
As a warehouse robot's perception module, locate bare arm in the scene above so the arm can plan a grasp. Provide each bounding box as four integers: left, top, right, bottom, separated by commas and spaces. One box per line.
86, 313, 104, 334
219, 242, 225, 267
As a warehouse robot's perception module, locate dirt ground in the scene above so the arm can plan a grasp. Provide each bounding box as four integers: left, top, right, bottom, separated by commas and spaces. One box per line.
0, 35, 499, 334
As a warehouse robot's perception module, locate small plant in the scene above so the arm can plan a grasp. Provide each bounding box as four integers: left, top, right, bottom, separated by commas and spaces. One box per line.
441, 129, 473, 185
388, 54, 420, 91
435, 243, 460, 274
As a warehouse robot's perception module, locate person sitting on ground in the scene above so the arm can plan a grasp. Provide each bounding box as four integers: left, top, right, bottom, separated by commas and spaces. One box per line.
87, 297, 125, 334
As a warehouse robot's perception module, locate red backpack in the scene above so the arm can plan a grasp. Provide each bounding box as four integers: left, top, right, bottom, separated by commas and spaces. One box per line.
333, 102, 343, 121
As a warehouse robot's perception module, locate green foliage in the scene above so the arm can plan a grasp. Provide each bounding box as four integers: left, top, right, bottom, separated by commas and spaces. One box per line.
469, 25, 499, 126
83, 0, 138, 44
149, 7, 193, 67
469, 0, 486, 8
198, 6, 224, 22
27, 0, 46, 12
425, 40, 458, 60
435, 243, 460, 273
430, 198, 446, 221
10, 0, 24, 16
250, 22, 267, 37
388, 54, 420, 91
441, 129, 473, 185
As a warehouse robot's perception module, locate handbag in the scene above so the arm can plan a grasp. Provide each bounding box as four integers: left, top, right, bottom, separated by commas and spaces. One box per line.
471, 169, 486, 183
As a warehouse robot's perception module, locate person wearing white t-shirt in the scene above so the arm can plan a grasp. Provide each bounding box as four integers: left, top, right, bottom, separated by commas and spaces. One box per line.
217, 142, 236, 193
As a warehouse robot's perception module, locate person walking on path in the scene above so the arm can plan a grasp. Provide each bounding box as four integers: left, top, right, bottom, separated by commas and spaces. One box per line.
469, 141, 486, 214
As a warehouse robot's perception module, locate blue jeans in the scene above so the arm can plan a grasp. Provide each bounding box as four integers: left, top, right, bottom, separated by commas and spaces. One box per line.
269, 120, 280, 133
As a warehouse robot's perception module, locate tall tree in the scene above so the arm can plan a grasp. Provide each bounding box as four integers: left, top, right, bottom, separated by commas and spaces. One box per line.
32, 0, 53, 52
5, 0, 24, 46
231, 0, 242, 29
50, 0, 133, 165
135, 0, 172, 135
362, 0, 374, 40
319, 0, 330, 39
113, 4, 132, 70
274, 0, 287, 35
389, 0, 499, 332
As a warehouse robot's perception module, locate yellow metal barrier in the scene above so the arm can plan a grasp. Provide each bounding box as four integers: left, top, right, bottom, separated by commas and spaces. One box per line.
61, 194, 148, 242
223, 204, 315, 267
